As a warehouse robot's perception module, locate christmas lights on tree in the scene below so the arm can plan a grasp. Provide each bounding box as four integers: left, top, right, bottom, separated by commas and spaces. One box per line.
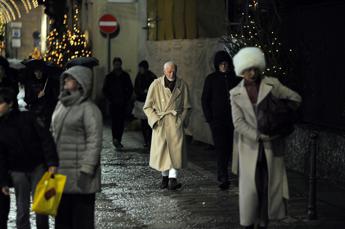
222, 0, 295, 78
67, 6, 92, 62
44, 4, 91, 67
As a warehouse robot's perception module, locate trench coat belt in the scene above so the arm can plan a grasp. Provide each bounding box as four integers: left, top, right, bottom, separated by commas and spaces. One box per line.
157, 110, 177, 120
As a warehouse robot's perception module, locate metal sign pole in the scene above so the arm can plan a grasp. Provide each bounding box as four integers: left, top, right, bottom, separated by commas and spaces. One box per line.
108, 34, 111, 73
99, 14, 118, 73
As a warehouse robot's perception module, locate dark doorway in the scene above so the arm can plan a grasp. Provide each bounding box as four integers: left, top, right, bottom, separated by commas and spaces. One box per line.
282, 1, 345, 130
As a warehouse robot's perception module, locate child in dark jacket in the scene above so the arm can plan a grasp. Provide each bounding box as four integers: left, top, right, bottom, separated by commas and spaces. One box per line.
0, 87, 59, 229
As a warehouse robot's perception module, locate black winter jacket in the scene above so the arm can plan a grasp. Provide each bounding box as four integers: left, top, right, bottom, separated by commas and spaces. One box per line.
0, 71, 18, 95
24, 75, 59, 119
201, 71, 241, 125
103, 70, 133, 106
0, 110, 59, 187
134, 70, 156, 102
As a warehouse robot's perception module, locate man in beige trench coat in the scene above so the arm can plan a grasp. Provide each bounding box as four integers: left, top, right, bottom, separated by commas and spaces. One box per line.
143, 61, 191, 190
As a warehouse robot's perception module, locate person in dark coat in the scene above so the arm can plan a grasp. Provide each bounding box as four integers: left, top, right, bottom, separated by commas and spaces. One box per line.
0, 162, 10, 229
103, 57, 133, 149
24, 62, 59, 128
0, 56, 18, 93
201, 50, 241, 190
0, 57, 16, 229
0, 87, 59, 229
133, 60, 156, 147
0, 186, 9, 229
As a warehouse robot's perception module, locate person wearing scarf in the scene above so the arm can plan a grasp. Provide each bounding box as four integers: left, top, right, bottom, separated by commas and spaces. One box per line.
51, 66, 102, 229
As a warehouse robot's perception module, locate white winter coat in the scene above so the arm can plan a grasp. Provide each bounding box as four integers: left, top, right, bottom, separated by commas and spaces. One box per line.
230, 76, 302, 225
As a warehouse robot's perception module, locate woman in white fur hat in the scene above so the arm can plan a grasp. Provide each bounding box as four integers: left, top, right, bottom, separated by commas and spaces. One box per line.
230, 47, 302, 229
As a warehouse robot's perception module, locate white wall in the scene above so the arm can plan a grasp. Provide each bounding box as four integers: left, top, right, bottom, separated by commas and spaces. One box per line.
88, 0, 226, 144
87, 0, 139, 82
83, 0, 140, 113
7, 6, 44, 59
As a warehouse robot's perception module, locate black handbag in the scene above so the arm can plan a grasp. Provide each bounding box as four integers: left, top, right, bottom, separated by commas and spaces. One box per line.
257, 92, 296, 136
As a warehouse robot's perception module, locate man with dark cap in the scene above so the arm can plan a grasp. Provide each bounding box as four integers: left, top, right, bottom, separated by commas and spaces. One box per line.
103, 57, 133, 149
133, 60, 156, 148
201, 50, 241, 190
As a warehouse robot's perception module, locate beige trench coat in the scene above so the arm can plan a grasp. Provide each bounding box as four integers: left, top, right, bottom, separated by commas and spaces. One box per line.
143, 76, 191, 171
230, 76, 302, 226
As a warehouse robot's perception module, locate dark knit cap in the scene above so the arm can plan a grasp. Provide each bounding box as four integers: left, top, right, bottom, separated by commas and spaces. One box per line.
138, 60, 149, 70
112, 57, 122, 65
213, 50, 233, 71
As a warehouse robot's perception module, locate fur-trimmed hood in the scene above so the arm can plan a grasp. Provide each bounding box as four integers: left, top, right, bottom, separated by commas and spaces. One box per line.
233, 47, 266, 76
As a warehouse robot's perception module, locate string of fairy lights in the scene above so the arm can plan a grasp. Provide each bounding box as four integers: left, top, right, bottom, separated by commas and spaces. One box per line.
223, 0, 294, 77
0, 0, 40, 46
0, 0, 91, 65
0, 22, 4, 52
44, 5, 91, 67
0, 0, 39, 24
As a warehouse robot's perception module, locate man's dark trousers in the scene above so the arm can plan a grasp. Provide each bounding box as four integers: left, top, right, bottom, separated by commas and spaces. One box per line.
210, 122, 234, 183
0, 192, 10, 229
141, 119, 152, 146
109, 104, 126, 142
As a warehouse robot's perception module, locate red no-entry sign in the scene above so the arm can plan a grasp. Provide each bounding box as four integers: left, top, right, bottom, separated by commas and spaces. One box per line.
99, 14, 118, 34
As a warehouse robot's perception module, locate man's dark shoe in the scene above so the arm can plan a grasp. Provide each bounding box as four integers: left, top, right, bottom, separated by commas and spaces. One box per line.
113, 139, 123, 149
219, 181, 230, 190
168, 178, 182, 190
160, 176, 169, 189
244, 225, 254, 229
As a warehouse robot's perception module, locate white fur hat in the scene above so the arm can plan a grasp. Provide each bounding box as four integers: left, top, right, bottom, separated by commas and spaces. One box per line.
233, 47, 266, 76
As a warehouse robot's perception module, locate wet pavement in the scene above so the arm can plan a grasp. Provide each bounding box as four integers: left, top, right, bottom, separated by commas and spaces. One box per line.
7, 122, 345, 228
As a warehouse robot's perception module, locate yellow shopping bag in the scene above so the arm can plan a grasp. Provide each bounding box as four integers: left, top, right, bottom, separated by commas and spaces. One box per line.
32, 171, 67, 217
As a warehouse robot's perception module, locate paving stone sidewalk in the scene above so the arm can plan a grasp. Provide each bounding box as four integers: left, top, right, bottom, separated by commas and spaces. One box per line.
8, 125, 345, 229
95, 126, 345, 229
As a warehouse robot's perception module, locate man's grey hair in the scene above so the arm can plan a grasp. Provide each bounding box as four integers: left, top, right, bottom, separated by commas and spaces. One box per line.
163, 61, 177, 70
